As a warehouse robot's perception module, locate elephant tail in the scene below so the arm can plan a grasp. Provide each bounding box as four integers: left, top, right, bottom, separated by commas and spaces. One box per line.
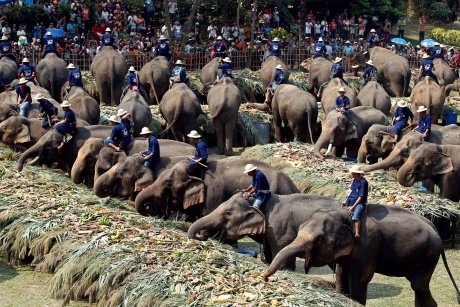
150, 80, 160, 105
306, 109, 315, 145
445, 84, 453, 97
440, 249, 460, 303
157, 107, 181, 137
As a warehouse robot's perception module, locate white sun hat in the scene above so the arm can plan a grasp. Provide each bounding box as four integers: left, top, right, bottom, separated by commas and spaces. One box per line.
416, 106, 428, 113
318, 37, 324, 42
129, 66, 136, 72
18, 78, 28, 84
370, 29, 376, 33
35, 93, 45, 100
349, 165, 364, 174
366, 60, 374, 66
272, 37, 280, 42
275, 64, 283, 69
105, 27, 112, 32
397, 100, 408, 108
45, 32, 52, 36
434, 42, 440, 46
243, 163, 258, 174
61, 100, 71, 107
108, 115, 121, 123
216, 36, 223, 40
139, 127, 152, 135
22, 58, 30, 63
338, 87, 346, 93
117, 108, 128, 117
187, 130, 201, 138
1, 36, 8, 40
67, 63, 76, 69
334, 57, 342, 63
421, 53, 430, 59
159, 35, 166, 40
175, 59, 184, 65
223, 57, 232, 63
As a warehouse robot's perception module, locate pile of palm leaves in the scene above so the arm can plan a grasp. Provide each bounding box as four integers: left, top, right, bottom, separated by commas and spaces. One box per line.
0, 145, 352, 306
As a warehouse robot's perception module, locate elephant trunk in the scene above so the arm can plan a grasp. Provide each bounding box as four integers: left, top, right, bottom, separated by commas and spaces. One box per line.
361, 148, 402, 172
17, 145, 40, 171
357, 141, 368, 163
314, 134, 332, 159
70, 158, 86, 184
263, 241, 311, 280
135, 183, 165, 217
187, 214, 221, 241
396, 158, 418, 187
93, 172, 113, 198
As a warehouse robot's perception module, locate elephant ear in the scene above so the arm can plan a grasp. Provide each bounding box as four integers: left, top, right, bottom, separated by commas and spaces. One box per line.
134, 168, 155, 192
183, 176, 206, 209
344, 119, 358, 142
381, 134, 396, 152
238, 207, 266, 235
14, 124, 30, 144
334, 225, 354, 259
432, 151, 454, 175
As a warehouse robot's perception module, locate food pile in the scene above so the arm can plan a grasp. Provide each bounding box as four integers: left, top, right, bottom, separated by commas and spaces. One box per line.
0, 146, 352, 306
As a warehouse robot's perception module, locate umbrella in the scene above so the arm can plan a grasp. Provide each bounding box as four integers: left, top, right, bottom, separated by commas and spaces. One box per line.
43, 28, 65, 39
421, 39, 436, 48
391, 37, 407, 45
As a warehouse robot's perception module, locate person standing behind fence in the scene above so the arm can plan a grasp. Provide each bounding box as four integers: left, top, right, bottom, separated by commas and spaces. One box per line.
397, 16, 406, 39
419, 16, 426, 42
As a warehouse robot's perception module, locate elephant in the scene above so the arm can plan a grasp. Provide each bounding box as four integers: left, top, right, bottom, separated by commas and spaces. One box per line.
397, 143, 460, 201
135, 159, 299, 220
207, 77, 241, 155
159, 83, 202, 142
90, 46, 128, 106
260, 56, 289, 89
94, 154, 186, 200
138, 56, 171, 105
36, 53, 68, 102
262, 204, 460, 306
271, 84, 318, 143
61, 83, 100, 125
0, 57, 18, 86
411, 77, 447, 123
72, 138, 194, 187
17, 125, 112, 173
314, 106, 389, 159
352, 47, 410, 97
118, 90, 152, 137
433, 58, 455, 86
357, 81, 391, 116
300, 57, 333, 95
188, 193, 338, 266
200, 58, 220, 94
362, 124, 460, 172
320, 78, 357, 114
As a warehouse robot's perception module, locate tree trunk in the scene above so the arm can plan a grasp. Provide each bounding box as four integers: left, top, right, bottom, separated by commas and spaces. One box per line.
181, 0, 201, 45
247, 0, 257, 68
163, 0, 174, 47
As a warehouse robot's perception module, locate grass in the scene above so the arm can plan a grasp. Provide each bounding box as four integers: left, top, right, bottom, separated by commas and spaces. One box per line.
395, 18, 458, 45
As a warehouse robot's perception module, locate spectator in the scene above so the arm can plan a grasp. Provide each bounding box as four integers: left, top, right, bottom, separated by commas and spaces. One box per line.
168, 0, 178, 21
419, 15, 426, 42
397, 16, 406, 38
273, 7, 280, 28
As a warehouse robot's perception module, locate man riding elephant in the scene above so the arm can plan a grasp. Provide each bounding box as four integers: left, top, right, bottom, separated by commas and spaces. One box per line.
66, 63, 84, 90
432, 42, 445, 61
55, 100, 77, 149
215, 57, 233, 83
264, 64, 286, 106
127, 66, 139, 91
155, 35, 171, 61
17, 58, 36, 84
104, 115, 131, 153
101, 27, 115, 49
392, 100, 414, 142
418, 53, 438, 85
313, 37, 327, 59
361, 60, 378, 88
16, 78, 32, 117
268, 37, 282, 57
212, 36, 227, 59
242, 164, 271, 211
317, 57, 346, 97
169, 60, 189, 88
368, 29, 379, 48
43, 31, 59, 57
0, 36, 16, 62
36, 93, 58, 129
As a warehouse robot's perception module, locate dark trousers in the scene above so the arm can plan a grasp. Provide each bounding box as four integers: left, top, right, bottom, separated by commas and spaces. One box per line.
398, 29, 404, 38
419, 31, 425, 42
186, 162, 207, 179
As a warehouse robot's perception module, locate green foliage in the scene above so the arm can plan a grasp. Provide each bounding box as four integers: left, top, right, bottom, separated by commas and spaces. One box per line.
0, 5, 49, 28
125, 0, 145, 13
431, 28, 460, 46
350, 0, 405, 19
270, 27, 289, 41
429, 2, 452, 23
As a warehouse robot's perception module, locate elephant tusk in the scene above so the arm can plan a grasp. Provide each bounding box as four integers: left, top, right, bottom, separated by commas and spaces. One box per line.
325, 143, 333, 156
27, 156, 40, 165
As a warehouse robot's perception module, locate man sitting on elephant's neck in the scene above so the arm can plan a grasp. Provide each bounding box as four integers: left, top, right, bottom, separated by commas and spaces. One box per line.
313, 37, 327, 59
361, 60, 377, 89
215, 57, 233, 83
104, 115, 131, 153
242, 164, 271, 211
368, 29, 379, 48
66, 63, 83, 90
55, 100, 77, 149
418, 53, 438, 85
336, 87, 350, 113
169, 60, 189, 88
263, 65, 286, 107
186, 130, 208, 179
139, 127, 160, 170
342, 165, 368, 239
413, 106, 431, 141
36, 93, 57, 129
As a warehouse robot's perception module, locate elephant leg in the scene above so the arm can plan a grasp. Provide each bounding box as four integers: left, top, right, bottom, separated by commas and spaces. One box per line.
224, 119, 236, 155
349, 266, 373, 305
214, 120, 225, 155
335, 264, 351, 296
97, 80, 109, 106
112, 81, 123, 106
407, 266, 437, 307
273, 113, 283, 142
291, 118, 307, 143
345, 140, 359, 159
171, 126, 182, 142
334, 145, 345, 158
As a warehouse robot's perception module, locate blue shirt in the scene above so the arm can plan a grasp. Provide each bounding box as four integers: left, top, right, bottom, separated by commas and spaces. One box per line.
274, 70, 286, 84
110, 123, 130, 146
64, 108, 77, 128
102, 33, 114, 46
16, 85, 32, 102
145, 135, 160, 163
363, 66, 377, 81
346, 177, 368, 206
420, 59, 434, 75
252, 170, 271, 200
432, 46, 444, 60
336, 96, 350, 109
394, 107, 414, 125
0, 41, 12, 55
314, 43, 326, 57
18, 64, 36, 80
172, 65, 188, 83
156, 41, 170, 56
417, 114, 432, 134
67, 68, 83, 87
127, 72, 138, 86
193, 140, 208, 161
269, 42, 282, 57
213, 41, 227, 57
44, 36, 57, 52
121, 119, 133, 138
330, 64, 344, 79
39, 99, 55, 116
218, 63, 232, 78
369, 34, 379, 48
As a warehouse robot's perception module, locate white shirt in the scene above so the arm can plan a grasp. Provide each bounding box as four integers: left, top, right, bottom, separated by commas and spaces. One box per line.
305, 22, 312, 34
207, 25, 217, 38
314, 23, 321, 34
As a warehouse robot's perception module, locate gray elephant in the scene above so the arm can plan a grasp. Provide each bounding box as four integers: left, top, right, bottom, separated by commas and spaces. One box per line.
260, 56, 289, 89
17, 125, 112, 173
94, 154, 186, 200
397, 143, 460, 201
207, 77, 241, 155
357, 81, 391, 116
118, 90, 152, 137
0, 116, 48, 147
159, 83, 202, 142
433, 58, 455, 86
36, 53, 68, 102
271, 84, 318, 143
134, 159, 299, 219
138, 56, 171, 105
262, 204, 460, 306
90, 46, 128, 106
353, 47, 410, 97
320, 78, 357, 114
0, 57, 18, 86
300, 57, 332, 95
200, 58, 220, 93
362, 124, 460, 172
61, 83, 100, 125
411, 77, 447, 123
314, 106, 389, 159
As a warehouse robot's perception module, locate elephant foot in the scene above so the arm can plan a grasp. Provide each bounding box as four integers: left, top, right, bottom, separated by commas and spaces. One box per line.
224, 150, 235, 156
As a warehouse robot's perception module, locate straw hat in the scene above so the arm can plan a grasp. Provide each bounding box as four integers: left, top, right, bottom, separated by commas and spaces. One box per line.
349, 165, 364, 174
370, 29, 376, 33
338, 87, 346, 93
422, 53, 430, 59
61, 100, 71, 107
67, 63, 76, 69
366, 60, 374, 66
434, 42, 440, 46
187, 130, 201, 138
45, 32, 52, 36
318, 37, 323, 42
108, 115, 121, 123
416, 106, 428, 113
35, 93, 45, 100
243, 164, 258, 174
223, 57, 232, 63
334, 57, 342, 63
175, 59, 184, 65
272, 37, 280, 42
1, 36, 8, 40
139, 127, 152, 135
216, 36, 223, 40
129, 66, 136, 72
345, 40, 351, 44
159, 35, 166, 40
105, 27, 112, 32
275, 64, 283, 69
18, 78, 28, 84
117, 109, 128, 117
397, 100, 408, 108
22, 58, 30, 63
